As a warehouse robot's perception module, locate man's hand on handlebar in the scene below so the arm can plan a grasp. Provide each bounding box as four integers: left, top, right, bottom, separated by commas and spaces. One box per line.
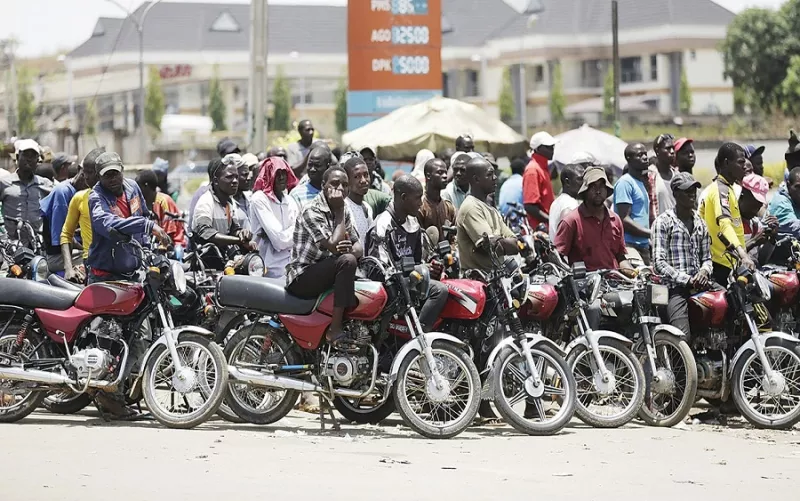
428, 260, 444, 281
152, 225, 171, 246
690, 269, 710, 289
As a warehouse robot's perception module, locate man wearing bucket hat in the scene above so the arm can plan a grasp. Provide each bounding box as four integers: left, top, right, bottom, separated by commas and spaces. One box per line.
651, 172, 713, 340
740, 173, 778, 264
554, 166, 632, 273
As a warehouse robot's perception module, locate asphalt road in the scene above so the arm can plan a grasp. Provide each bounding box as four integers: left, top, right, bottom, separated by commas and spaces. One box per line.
3, 408, 799, 501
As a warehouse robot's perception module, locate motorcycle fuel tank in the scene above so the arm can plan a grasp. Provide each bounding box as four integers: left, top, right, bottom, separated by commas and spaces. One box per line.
316, 281, 388, 321
520, 283, 559, 321
768, 271, 800, 307
440, 279, 486, 321
73, 282, 146, 316
688, 289, 728, 328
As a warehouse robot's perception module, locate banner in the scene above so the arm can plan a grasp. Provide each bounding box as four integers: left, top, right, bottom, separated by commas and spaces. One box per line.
347, 0, 443, 131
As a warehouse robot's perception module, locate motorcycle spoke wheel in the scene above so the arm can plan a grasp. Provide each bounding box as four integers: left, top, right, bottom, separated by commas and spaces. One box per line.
228, 334, 287, 414
0, 335, 39, 412
639, 336, 697, 427
498, 351, 570, 425
734, 343, 800, 429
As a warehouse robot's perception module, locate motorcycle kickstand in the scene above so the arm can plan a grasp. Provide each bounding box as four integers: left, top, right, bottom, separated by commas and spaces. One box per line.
92, 397, 112, 423
316, 392, 340, 431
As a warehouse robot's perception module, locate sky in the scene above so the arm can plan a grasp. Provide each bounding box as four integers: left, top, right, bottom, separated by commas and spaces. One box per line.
0, 0, 789, 58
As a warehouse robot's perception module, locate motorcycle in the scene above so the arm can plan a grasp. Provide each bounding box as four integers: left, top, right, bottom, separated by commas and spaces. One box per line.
218, 236, 481, 439
688, 233, 800, 429
0, 230, 228, 429
761, 236, 800, 335
1, 239, 49, 282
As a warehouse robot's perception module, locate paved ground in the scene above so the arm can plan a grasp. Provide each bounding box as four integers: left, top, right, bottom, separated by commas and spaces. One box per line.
3, 407, 799, 501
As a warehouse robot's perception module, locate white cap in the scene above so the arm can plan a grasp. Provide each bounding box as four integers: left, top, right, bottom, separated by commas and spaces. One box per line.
14, 139, 41, 157
528, 131, 557, 152
569, 151, 596, 165
241, 153, 259, 167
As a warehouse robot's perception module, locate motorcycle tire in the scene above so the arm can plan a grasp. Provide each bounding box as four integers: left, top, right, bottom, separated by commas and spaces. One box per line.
393, 340, 481, 439
0, 332, 48, 423
333, 395, 395, 424
491, 343, 577, 436
142, 333, 228, 429
567, 338, 645, 429
42, 391, 92, 415
223, 325, 300, 425
638, 334, 698, 428
731, 337, 800, 429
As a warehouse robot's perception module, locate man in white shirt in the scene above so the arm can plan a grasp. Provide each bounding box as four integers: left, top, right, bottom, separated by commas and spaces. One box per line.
341, 153, 374, 247
549, 163, 585, 241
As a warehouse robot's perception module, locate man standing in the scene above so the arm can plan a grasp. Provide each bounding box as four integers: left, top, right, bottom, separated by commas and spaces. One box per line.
455, 134, 475, 153
522, 131, 557, 229
548, 164, 585, 242
674, 138, 696, 174
342, 155, 373, 247
217, 138, 241, 158
360, 146, 391, 194
442, 152, 472, 210
1, 139, 54, 248
698, 143, 753, 285
52, 154, 76, 183
651, 173, 713, 340
418, 158, 456, 241
768, 166, 800, 238
741, 173, 778, 264
286, 120, 315, 170
650, 133, 677, 216
555, 166, 632, 272
744, 145, 766, 177
498, 158, 526, 216
231, 154, 252, 228
291, 147, 330, 209
136, 170, 186, 247
61, 148, 105, 282
615, 143, 652, 264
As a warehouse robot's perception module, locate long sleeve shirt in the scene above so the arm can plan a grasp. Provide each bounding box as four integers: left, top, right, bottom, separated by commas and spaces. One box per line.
651, 209, 713, 288
698, 176, 744, 268
249, 190, 300, 279
767, 186, 800, 238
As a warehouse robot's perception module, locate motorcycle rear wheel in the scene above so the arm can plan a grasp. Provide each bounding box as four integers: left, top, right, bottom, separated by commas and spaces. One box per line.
333, 394, 395, 424
567, 338, 645, 428
223, 325, 300, 425
638, 334, 697, 428
491, 344, 576, 436
393, 340, 481, 439
732, 338, 800, 429
43, 391, 92, 415
142, 334, 228, 429
0, 332, 48, 423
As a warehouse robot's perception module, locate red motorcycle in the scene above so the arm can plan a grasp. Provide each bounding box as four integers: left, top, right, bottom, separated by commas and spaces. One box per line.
0, 232, 228, 429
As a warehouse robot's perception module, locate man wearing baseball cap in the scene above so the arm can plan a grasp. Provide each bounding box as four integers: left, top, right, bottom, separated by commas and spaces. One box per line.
744, 144, 766, 177
651, 172, 712, 340
523, 131, 557, 229
768, 166, 800, 239
740, 173, 778, 263
674, 138, 696, 174
1, 139, 54, 247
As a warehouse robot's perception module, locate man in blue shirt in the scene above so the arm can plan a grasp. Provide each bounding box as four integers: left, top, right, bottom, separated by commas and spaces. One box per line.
290, 147, 330, 209
768, 166, 800, 237
614, 143, 652, 264
498, 158, 526, 216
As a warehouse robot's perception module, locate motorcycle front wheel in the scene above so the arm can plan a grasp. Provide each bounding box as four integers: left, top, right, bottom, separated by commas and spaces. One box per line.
638, 334, 698, 427
142, 333, 228, 429
491, 344, 576, 435
732, 338, 800, 429
567, 338, 645, 428
393, 340, 481, 439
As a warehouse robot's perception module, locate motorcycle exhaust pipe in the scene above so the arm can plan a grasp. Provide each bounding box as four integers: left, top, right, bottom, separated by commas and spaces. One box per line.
0, 366, 120, 390
228, 366, 322, 392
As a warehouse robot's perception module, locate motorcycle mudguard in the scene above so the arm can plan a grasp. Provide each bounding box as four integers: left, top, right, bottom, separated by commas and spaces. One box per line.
140, 325, 217, 368
651, 324, 687, 339
485, 333, 566, 371
564, 329, 632, 354
214, 310, 252, 344
729, 331, 800, 373
387, 333, 467, 389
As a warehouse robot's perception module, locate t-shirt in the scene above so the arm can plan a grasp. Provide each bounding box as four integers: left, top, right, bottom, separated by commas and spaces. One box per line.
345, 197, 374, 247
367, 205, 423, 266
498, 173, 523, 216
418, 194, 456, 241
115, 194, 131, 218
613, 173, 650, 248
456, 195, 515, 272
649, 165, 676, 216
698, 176, 744, 268
522, 154, 555, 228
60, 189, 92, 260
548, 192, 580, 242
554, 204, 627, 271
290, 182, 321, 209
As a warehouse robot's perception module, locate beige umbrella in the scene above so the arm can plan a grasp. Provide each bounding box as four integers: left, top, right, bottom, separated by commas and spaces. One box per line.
342, 96, 528, 161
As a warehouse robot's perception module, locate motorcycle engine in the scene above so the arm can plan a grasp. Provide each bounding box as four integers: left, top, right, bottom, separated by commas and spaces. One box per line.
695, 328, 727, 352
322, 353, 371, 387
696, 355, 725, 390
71, 348, 115, 380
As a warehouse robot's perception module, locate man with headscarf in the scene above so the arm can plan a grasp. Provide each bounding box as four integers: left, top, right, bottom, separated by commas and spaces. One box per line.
249, 156, 300, 278
411, 149, 435, 186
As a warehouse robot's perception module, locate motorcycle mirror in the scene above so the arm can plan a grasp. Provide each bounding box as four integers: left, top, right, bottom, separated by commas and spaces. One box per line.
572, 261, 587, 280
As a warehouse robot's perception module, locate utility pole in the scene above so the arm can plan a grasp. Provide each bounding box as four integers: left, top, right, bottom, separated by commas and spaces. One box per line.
1, 38, 19, 135
612, 0, 621, 137
250, 0, 268, 153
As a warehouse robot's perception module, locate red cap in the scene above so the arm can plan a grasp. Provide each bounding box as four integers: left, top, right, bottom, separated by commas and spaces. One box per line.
674, 137, 693, 152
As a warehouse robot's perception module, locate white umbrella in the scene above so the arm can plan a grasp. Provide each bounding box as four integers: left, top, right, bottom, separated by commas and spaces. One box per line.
553, 124, 628, 176
342, 96, 527, 160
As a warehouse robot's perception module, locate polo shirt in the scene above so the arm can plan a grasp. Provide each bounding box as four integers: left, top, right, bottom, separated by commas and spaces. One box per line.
613, 173, 651, 248
522, 153, 555, 228
554, 204, 627, 271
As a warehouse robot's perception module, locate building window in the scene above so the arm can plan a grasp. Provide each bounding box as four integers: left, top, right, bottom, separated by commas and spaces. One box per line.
97, 95, 114, 132
164, 86, 180, 114
442, 72, 450, 98
620, 56, 642, 83
581, 59, 605, 88
465, 69, 479, 97
650, 55, 658, 81
534, 65, 544, 83
690, 50, 697, 60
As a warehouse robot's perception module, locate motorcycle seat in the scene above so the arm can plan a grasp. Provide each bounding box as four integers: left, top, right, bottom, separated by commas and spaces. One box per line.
0, 277, 79, 310
47, 274, 84, 292
217, 275, 317, 315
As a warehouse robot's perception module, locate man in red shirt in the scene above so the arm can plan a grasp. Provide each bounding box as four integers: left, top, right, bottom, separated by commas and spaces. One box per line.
523, 131, 557, 229
555, 166, 634, 273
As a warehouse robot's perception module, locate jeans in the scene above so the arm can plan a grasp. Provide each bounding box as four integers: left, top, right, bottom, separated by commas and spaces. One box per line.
287, 254, 358, 308
667, 287, 692, 343
418, 280, 449, 332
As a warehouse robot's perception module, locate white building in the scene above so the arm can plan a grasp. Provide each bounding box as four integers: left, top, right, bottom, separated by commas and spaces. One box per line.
1, 0, 735, 162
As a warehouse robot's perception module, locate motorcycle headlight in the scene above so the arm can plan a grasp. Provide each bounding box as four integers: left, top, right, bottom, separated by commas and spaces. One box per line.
245, 254, 265, 277
32, 257, 48, 283
171, 261, 187, 294
648, 283, 669, 306
755, 272, 772, 302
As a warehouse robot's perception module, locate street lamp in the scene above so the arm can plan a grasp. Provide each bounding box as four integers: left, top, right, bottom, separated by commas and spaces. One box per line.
106, 0, 164, 163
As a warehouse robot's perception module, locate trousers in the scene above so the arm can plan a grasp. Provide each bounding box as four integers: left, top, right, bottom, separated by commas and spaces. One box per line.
419, 280, 449, 332
287, 254, 358, 308
667, 288, 692, 343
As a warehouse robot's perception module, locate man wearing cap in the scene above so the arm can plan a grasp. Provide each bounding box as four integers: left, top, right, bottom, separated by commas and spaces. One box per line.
768, 166, 800, 239
615, 143, 653, 264
651, 172, 713, 340
1, 139, 54, 248
674, 138, 696, 174
741, 173, 778, 263
359, 146, 391, 194
217, 138, 241, 158
523, 131, 557, 230
52, 154, 76, 183
286, 120, 315, 170
442, 152, 473, 210
555, 166, 632, 273
87, 152, 170, 284
744, 144, 766, 177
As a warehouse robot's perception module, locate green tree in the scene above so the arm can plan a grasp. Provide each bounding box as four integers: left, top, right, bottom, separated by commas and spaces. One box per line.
16, 66, 36, 136
549, 61, 566, 124
498, 67, 515, 123
144, 66, 165, 132
602, 68, 615, 124
721, 8, 790, 112
780, 55, 800, 116
84, 99, 97, 136
272, 67, 291, 131
334, 76, 347, 133
679, 66, 692, 114
208, 66, 226, 131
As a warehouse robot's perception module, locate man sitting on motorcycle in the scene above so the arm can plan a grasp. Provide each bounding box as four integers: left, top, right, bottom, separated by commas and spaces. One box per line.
767, 166, 800, 239
740, 173, 778, 265
366, 175, 448, 332
651, 172, 713, 341
286, 165, 363, 351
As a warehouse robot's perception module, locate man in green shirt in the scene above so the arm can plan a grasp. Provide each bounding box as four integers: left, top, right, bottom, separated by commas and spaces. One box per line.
456, 157, 519, 273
